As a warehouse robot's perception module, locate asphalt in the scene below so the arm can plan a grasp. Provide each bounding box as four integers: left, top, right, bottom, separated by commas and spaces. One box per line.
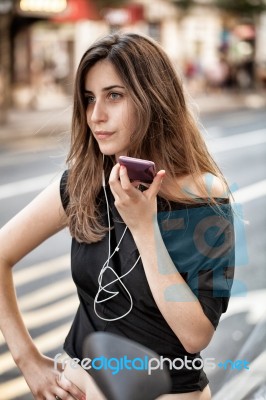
0, 89, 265, 147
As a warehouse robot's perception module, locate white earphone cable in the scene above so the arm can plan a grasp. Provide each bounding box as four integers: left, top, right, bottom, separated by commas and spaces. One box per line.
94, 163, 140, 322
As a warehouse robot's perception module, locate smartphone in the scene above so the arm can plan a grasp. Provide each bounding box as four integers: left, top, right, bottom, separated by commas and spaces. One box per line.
118, 156, 156, 183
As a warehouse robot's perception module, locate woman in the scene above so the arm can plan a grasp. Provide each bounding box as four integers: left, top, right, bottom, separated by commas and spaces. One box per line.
0, 33, 235, 400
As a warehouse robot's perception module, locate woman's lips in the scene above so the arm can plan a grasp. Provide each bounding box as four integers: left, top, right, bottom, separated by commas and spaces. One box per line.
95, 131, 114, 139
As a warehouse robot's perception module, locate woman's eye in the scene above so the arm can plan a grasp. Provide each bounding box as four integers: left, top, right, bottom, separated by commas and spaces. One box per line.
85, 95, 95, 104
109, 92, 122, 100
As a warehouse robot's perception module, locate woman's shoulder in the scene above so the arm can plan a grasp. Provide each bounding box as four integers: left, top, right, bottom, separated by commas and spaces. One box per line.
162, 173, 229, 204
177, 173, 229, 199
158, 171, 234, 245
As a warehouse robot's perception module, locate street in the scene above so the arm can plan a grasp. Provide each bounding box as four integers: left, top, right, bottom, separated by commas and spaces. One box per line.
0, 107, 266, 399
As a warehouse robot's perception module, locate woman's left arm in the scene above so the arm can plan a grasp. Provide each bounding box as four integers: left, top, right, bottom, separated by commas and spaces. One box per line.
109, 164, 215, 354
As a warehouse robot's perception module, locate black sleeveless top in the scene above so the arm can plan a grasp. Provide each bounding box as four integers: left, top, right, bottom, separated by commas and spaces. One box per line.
60, 171, 235, 394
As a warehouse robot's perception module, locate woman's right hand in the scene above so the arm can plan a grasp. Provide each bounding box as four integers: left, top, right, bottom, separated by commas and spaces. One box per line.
19, 352, 85, 400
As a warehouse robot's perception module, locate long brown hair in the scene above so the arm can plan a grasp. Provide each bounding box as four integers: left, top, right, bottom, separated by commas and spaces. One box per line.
66, 32, 228, 243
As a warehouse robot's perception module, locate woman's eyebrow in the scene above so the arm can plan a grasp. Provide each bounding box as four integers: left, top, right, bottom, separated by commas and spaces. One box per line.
84, 85, 125, 93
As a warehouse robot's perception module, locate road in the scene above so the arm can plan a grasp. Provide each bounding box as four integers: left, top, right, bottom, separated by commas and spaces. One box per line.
0, 107, 265, 399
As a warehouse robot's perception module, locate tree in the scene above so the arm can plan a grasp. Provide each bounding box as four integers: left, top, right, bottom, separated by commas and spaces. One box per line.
172, 0, 266, 16
214, 0, 266, 16
172, 0, 194, 11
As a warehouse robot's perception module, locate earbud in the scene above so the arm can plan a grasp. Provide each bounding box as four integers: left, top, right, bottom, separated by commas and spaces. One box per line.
102, 154, 106, 187
102, 170, 106, 187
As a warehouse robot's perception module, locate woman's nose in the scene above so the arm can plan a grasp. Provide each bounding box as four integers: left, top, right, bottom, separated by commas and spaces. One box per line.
90, 100, 108, 123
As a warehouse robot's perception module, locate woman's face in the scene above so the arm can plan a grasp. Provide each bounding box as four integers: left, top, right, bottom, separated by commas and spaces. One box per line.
85, 60, 137, 160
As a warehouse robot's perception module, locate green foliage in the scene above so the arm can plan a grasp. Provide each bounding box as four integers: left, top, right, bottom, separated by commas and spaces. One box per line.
172, 0, 194, 10
215, 0, 266, 15
172, 0, 266, 15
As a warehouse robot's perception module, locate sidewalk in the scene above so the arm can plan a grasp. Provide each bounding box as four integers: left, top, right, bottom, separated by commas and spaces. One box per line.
0, 90, 265, 147
191, 89, 266, 114
0, 104, 73, 148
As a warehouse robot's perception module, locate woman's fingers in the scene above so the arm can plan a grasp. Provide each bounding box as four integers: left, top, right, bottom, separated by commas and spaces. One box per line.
146, 170, 165, 198
151, 169, 165, 194
57, 372, 85, 400
108, 163, 122, 200
109, 164, 139, 200
109, 163, 165, 201
119, 165, 140, 198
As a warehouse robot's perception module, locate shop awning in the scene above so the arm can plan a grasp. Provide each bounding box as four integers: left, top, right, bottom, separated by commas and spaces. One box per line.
53, 0, 100, 22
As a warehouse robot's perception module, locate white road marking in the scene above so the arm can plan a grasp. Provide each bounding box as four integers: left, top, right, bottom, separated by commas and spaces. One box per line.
221, 289, 266, 324
0, 149, 64, 167
22, 295, 78, 329
233, 179, 266, 204
13, 254, 70, 286
206, 128, 266, 153
0, 173, 58, 200
0, 376, 29, 400
18, 277, 75, 312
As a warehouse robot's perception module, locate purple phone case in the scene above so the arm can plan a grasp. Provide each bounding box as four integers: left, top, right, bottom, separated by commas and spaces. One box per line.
118, 156, 156, 183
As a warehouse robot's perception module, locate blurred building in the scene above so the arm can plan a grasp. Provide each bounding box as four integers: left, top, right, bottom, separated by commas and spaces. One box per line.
9, 0, 103, 110
1, 0, 266, 117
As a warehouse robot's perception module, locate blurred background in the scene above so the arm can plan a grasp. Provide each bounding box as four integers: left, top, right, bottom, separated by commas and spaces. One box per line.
0, 0, 265, 399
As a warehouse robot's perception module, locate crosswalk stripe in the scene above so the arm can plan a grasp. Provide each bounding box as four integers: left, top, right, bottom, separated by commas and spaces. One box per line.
233, 179, 266, 204
206, 128, 266, 153
0, 147, 64, 168
0, 321, 72, 374
0, 173, 58, 200
18, 278, 75, 312
22, 295, 78, 329
13, 254, 70, 286
0, 376, 29, 400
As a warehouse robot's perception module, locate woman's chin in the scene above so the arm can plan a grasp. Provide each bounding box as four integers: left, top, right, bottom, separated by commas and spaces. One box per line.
99, 147, 127, 160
